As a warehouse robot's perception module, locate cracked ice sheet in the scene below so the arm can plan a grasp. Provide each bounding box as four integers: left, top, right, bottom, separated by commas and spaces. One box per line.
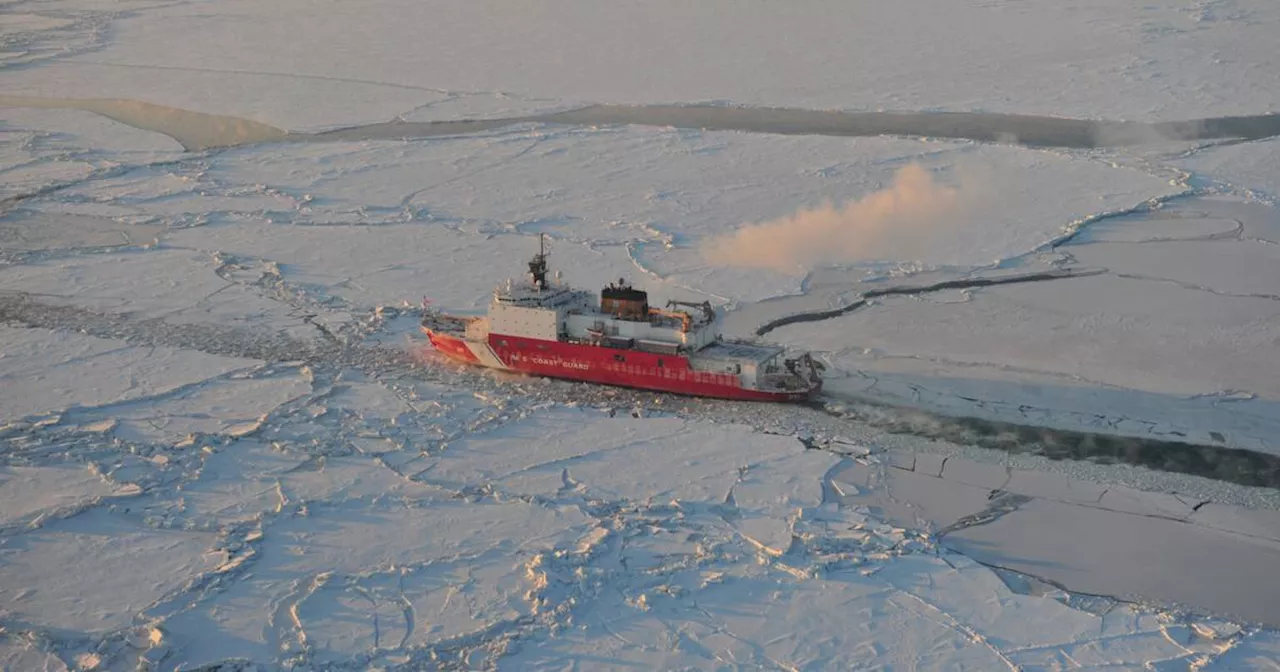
171, 440, 311, 526
0, 107, 278, 229
423, 409, 839, 558
0, 325, 260, 421
1069, 198, 1276, 244
160, 498, 590, 669
1205, 630, 1280, 671
0, 509, 220, 634
0, 107, 184, 230
840, 453, 1280, 628
24, 163, 297, 224
503, 553, 1216, 670
112, 430, 560, 667
416, 409, 827, 507
0, 464, 128, 528
1065, 238, 1280, 300
789, 272, 1280, 452
13, 0, 1280, 123
0, 135, 95, 201
0, 407, 1262, 669
161, 219, 699, 313
168, 126, 1177, 305
410, 410, 1201, 670
1175, 137, 1280, 209
0, 248, 338, 335
0, 210, 168, 254
248, 373, 492, 458
61, 364, 314, 444
154, 412, 802, 668
0, 106, 183, 155
155, 439, 453, 536
0, 636, 67, 672
946, 497, 1280, 627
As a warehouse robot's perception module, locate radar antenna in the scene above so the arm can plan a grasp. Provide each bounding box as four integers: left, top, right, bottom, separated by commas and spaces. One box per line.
528, 233, 549, 288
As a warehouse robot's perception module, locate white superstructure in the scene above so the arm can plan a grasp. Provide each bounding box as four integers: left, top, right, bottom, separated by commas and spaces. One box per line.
481, 243, 721, 354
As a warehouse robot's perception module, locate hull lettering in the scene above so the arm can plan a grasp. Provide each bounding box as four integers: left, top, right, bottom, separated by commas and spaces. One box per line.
511, 352, 591, 371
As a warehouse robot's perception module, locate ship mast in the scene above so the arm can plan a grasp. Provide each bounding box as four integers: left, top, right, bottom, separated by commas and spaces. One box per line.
528, 233, 549, 289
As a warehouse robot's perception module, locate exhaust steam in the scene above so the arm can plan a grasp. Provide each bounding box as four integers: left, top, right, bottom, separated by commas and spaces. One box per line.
701, 163, 975, 271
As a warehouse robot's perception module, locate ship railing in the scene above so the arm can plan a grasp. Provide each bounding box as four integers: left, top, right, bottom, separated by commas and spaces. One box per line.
421, 310, 471, 335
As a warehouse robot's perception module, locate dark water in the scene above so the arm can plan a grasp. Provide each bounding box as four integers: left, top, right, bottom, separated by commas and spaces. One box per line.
12, 95, 1279, 151
311, 103, 1280, 149
812, 395, 1280, 489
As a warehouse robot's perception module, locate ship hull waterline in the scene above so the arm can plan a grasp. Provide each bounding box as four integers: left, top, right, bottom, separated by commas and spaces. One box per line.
425, 328, 819, 402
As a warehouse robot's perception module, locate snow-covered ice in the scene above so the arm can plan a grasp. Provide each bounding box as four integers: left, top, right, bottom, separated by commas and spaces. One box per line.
0, 509, 221, 634
0, 325, 262, 420
836, 450, 1280, 625
3, 0, 1280, 668
8, 0, 1279, 125
774, 197, 1280, 453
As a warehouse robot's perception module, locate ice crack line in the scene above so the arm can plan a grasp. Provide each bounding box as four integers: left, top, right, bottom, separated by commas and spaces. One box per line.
755, 267, 1104, 336
1110, 271, 1280, 302
935, 491, 1032, 536
888, 590, 1020, 671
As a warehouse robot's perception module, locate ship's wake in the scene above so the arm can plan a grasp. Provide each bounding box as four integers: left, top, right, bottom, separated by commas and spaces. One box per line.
4, 290, 1274, 489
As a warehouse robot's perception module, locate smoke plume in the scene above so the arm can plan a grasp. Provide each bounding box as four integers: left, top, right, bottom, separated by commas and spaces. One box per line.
702, 163, 973, 271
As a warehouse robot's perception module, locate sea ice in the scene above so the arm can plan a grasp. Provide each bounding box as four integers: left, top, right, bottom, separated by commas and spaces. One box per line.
9, 0, 1277, 124
0, 325, 260, 421
0, 509, 220, 634
4, 0, 1280, 668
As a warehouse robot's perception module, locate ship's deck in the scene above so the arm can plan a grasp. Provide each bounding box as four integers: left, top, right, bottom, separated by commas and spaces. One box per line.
691, 340, 784, 365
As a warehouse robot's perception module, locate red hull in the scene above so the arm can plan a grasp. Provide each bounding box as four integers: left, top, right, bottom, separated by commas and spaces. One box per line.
425, 329, 817, 402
